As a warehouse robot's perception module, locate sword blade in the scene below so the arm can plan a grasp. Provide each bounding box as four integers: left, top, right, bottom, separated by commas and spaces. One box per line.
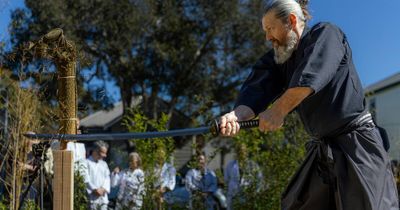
24, 119, 259, 141
24, 126, 211, 141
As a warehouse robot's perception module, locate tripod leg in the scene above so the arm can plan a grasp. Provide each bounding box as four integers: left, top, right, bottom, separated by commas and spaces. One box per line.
40, 164, 44, 210
19, 173, 39, 210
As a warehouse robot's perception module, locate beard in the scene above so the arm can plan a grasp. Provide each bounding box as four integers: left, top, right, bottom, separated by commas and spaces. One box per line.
273, 30, 298, 64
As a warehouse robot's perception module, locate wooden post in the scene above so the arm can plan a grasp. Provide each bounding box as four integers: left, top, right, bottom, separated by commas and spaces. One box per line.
53, 29, 77, 210
53, 151, 74, 210
28, 28, 77, 210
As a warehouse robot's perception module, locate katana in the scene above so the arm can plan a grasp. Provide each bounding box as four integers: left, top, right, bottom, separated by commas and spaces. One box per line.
24, 120, 259, 141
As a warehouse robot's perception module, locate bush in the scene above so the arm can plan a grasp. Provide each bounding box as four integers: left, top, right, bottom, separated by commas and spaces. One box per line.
123, 108, 175, 209
121, 108, 310, 209
231, 113, 309, 209
74, 169, 89, 210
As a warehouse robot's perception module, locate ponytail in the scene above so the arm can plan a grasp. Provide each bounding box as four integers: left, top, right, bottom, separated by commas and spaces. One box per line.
263, 0, 311, 23
297, 0, 312, 21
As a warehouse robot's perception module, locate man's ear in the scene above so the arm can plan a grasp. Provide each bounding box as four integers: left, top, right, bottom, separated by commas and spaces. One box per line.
288, 13, 297, 29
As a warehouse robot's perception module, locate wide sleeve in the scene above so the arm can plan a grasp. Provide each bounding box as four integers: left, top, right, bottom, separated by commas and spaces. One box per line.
235, 51, 285, 115
44, 148, 53, 176
288, 23, 346, 93
162, 164, 176, 191
103, 163, 111, 193
81, 159, 95, 194
116, 173, 126, 200
185, 170, 198, 191
111, 171, 121, 188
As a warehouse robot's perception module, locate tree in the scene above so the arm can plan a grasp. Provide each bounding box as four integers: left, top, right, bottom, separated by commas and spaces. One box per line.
0, 69, 55, 210
8, 0, 269, 125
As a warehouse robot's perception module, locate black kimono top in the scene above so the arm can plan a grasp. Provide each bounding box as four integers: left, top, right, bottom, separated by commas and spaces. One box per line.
235, 22, 366, 138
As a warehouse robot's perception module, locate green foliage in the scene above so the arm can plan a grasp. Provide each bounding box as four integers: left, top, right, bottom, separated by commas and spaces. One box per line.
74, 169, 89, 210
21, 200, 39, 210
0, 197, 8, 210
190, 192, 212, 209
231, 113, 309, 209
123, 108, 174, 169
121, 109, 309, 209
123, 108, 175, 209
0, 204, 6, 210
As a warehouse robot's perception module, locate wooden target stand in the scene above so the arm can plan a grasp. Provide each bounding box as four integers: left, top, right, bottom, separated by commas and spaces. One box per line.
53, 49, 77, 210
27, 28, 78, 210
53, 149, 74, 210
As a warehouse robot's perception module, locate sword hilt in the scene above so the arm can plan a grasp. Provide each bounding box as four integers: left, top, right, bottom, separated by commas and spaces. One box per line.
210, 119, 259, 136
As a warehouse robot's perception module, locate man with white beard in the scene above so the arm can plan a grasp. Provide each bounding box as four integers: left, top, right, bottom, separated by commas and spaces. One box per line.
218, 0, 398, 210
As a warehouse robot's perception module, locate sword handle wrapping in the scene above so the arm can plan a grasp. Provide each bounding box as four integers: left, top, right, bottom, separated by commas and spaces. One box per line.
239, 120, 259, 129
210, 119, 259, 136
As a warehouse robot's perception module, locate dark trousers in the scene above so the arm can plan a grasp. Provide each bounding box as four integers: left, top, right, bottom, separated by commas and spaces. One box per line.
282, 123, 399, 210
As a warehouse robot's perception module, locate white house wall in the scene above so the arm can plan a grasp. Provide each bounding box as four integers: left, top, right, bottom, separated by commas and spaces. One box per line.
366, 85, 400, 160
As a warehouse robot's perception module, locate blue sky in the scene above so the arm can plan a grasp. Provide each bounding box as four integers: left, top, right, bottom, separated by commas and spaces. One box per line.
308, 0, 400, 87
1, 0, 399, 90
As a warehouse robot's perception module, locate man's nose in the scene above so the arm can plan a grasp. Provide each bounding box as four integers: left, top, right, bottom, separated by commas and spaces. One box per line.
266, 33, 273, 41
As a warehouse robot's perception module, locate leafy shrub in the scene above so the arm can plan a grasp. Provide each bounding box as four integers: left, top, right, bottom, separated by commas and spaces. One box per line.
230, 113, 309, 209
123, 108, 175, 209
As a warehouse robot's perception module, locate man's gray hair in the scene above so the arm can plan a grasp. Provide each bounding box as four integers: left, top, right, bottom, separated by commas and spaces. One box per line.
93, 141, 109, 151
263, 0, 307, 23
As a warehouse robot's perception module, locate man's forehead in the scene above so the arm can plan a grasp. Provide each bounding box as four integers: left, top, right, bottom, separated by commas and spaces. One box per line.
262, 11, 282, 28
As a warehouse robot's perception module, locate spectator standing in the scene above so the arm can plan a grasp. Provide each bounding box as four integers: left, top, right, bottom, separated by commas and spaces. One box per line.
82, 141, 111, 210
111, 152, 145, 210
224, 144, 263, 209
186, 153, 227, 209
153, 149, 176, 209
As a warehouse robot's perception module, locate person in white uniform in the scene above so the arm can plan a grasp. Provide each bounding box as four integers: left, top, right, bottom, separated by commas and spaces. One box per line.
82, 141, 111, 210
153, 149, 176, 208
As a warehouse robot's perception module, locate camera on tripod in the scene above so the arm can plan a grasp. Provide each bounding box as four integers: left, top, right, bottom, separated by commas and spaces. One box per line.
32, 142, 50, 160
20, 140, 52, 210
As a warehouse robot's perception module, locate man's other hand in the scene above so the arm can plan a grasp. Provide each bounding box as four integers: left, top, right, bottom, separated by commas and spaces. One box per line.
258, 108, 284, 132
